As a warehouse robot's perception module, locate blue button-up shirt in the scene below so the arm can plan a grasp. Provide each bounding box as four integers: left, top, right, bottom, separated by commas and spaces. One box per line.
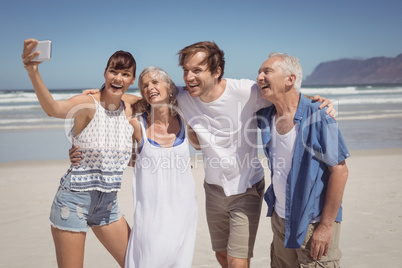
256, 94, 350, 249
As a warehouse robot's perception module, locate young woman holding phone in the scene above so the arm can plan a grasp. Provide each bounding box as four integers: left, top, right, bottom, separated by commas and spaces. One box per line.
22, 38, 140, 268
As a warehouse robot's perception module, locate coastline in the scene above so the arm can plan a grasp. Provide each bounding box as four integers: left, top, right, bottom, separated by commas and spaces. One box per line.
1, 148, 402, 267
2, 116, 402, 163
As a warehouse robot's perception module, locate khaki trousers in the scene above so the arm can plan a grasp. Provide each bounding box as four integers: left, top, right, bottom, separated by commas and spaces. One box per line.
270, 211, 342, 268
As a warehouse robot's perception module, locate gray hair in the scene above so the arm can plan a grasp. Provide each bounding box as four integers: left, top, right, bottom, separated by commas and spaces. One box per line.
268, 52, 303, 92
137, 66, 178, 116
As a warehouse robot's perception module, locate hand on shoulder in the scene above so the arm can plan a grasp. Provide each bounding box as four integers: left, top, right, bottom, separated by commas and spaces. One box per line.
123, 93, 142, 105
81, 88, 100, 95
70, 92, 97, 103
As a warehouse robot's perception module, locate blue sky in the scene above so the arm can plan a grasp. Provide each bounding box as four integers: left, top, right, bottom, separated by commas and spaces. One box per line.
1, 0, 402, 90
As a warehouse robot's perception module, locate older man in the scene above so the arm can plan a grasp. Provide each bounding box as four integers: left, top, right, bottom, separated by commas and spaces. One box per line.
256, 53, 349, 267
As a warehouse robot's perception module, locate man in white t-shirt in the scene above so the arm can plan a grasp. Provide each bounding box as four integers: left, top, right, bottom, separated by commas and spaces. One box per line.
176, 42, 333, 268
177, 42, 267, 268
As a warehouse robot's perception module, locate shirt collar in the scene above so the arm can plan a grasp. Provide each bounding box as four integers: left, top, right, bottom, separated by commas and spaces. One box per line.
294, 93, 307, 125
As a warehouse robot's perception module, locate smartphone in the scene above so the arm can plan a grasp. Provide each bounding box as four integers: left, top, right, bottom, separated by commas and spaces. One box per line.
31, 40, 52, 61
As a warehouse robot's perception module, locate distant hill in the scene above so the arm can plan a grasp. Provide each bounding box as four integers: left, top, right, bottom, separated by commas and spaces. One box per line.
304, 54, 402, 86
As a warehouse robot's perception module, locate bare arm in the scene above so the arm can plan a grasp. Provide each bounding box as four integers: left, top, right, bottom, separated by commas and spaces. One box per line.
310, 160, 348, 260
81, 89, 142, 107
127, 116, 143, 167
123, 93, 142, 106
187, 125, 201, 150
128, 145, 137, 168
22, 38, 93, 118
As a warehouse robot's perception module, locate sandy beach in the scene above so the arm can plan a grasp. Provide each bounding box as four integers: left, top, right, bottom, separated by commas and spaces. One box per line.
1, 148, 401, 267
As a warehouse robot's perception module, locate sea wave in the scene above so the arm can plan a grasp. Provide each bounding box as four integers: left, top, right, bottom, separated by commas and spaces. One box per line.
338, 113, 402, 120
339, 109, 402, 116
301, 86, 402, 95
0, 90, 142, 103
0, 124, 68, 130
0, 92, 79, 103
0, 86, 401, 131
333, 97, 402, 105
0, 117, 72, 125
0, 105, 41, 111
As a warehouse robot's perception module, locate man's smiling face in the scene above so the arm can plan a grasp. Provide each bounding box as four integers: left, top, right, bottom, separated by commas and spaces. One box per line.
182, 51, 219, 98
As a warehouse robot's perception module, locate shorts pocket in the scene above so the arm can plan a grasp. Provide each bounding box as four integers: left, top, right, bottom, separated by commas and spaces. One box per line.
251, 179, 265, 198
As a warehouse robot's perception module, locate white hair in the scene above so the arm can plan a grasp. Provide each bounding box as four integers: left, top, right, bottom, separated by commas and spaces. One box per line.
268, 52, 303, 92
137, 66, 178, 116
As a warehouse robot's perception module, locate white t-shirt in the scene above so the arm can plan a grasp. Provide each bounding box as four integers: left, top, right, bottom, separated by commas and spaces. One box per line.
269, 115, 299, 219
177, 78, 271, 196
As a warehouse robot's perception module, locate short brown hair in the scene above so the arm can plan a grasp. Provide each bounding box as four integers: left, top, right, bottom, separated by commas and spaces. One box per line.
178, 41, 225, 80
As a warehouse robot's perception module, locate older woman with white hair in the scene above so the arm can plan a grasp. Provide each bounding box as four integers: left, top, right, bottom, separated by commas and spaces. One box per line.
125, 66, 198, 268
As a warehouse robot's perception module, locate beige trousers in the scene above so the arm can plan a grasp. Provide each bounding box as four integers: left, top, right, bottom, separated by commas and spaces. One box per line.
270, 211, 342, 268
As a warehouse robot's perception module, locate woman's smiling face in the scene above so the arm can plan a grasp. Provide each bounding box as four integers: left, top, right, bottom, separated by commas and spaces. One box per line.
140, 72, 170, 105
103, 65, 135, 97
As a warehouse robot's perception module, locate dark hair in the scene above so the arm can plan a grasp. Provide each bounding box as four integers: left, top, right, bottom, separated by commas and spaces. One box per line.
178, 41, 225, 80
105, 50, 137, 76
100, 50, 136, 91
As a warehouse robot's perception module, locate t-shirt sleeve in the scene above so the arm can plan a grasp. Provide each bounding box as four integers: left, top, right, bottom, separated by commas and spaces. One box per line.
176, 86, 187, 109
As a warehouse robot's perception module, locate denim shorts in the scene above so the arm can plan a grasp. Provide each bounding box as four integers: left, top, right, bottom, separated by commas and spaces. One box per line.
49, 170, 123, 232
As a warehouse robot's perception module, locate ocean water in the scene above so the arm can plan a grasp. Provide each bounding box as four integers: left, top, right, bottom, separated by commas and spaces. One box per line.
1, 85, 402, 162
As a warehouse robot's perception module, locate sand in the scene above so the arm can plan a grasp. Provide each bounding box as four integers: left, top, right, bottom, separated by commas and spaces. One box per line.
1, 148, 401, 267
